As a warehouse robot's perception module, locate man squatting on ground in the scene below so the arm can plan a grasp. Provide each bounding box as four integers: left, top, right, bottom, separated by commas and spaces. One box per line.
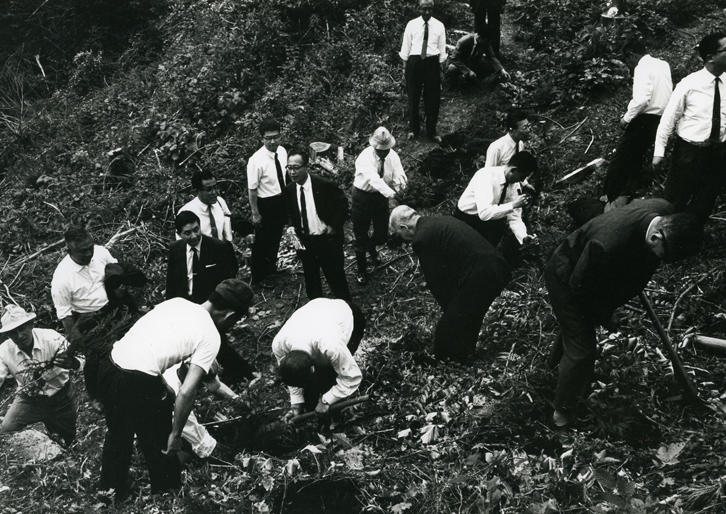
389, 206, 510, 360
273, 298, 365, 419
544, 199, 701, 427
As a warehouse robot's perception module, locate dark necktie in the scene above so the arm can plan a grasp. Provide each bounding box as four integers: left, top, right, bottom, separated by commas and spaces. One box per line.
421, 20, 429, 59
208, 205, 219, 239
498, 183, 508, 205
191, 246, 199, 295
299, 186, 310, 236
514, 141, 520, 155
710, 77, 721, 144
378, 156, 385, 177
273, 152, 285, 191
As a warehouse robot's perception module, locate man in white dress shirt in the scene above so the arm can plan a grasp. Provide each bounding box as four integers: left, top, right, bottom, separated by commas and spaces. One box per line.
654, 32, 726, 222
485, 110, 531, 167
51, 225, 117, 408
454, 151, 538, 259
352, 127, 408, 284
97, 278, 253, 499
178, 170, 233, 242
400, 0, 448, 143
0, 305, 82, 446
247, 118, 288, 283
272, 298, 365, 419
604, 42, 672, 205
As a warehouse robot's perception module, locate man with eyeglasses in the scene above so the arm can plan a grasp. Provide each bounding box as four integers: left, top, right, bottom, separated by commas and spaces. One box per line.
247, 118, 288, 283
484, 110, 531, 167
178, 170, 233, 242
544, 198, 702, 428
284, 150, 351, 300
653, 32, 726, 223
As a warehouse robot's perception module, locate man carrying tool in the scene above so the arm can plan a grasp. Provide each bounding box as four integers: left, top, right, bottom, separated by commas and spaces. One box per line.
544, 199, 701, 428
272, 298, 365, 420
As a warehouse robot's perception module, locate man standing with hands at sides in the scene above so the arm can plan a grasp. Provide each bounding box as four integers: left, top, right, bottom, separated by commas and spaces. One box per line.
285, 150, 351, 300
653, 32, 726, 223
273, 298, 365, 420
51, 226, 117, 412
545, 199, 701, 428
389, 206, 510, 360
352, 126, 408, 285
400, 0, 447, 144
97, 279, 253, 500
247, 118, 288, 284
454, 151, 538, 260
485, 110, 531, 167
178, 170, 233, 242
603, 41, 672, 207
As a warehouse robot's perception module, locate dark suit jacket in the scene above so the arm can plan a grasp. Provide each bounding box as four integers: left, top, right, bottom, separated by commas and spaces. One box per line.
285, 174, 348, 237
166, 235, 238, 304
547, 198, 672, 322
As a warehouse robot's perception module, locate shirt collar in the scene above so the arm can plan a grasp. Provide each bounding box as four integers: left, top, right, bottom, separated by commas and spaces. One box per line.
10, 331, 38, 359
67, 251, 93, 273
187, 240, 202, 253
504, 133, 518, 147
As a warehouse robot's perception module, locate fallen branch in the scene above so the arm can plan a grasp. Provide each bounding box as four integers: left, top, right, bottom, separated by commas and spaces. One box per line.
667, 274, 711, 333
291, 395, 370, 424
557, 116, 589, 145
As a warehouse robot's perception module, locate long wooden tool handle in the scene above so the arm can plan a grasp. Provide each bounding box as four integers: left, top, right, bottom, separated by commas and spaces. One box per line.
639, 292, 703, 405
290, 395, 370, 424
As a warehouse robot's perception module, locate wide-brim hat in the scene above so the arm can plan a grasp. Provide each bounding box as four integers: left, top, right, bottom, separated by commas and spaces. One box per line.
0, 305, 36, 333
369, 126, 395, 150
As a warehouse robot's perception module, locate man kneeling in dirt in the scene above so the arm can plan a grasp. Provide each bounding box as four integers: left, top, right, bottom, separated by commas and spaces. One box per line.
389, 205, 510, 360
272, 298, 365, 420
0, 305, 82, 447
545, 199, 701, 428
445, 30, 509, 88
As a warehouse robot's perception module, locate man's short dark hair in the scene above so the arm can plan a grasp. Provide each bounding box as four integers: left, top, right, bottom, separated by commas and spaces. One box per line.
509, 150, 538, 176
279, 350, 313, 387
259, 118, 281, 135
191, 170, 215, 191
208, 279, 254, 315
175, 210, 200, 233
287, 148, 309, 165
659, 213, 702, 262
64, 225, 91, 245
506, 110, 529, 131
697, 32, 726, 61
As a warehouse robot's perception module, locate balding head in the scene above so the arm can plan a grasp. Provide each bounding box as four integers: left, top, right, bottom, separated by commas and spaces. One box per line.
389, 205, 421, 241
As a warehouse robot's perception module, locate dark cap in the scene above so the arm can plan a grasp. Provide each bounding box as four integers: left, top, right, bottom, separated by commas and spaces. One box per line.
104, 262, 148, 292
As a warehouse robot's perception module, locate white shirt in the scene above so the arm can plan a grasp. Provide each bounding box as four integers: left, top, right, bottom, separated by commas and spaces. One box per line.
654, 68, 726, 157
623, 54, 673, 123
246, 145, 288, 198
485, 133, 525, 168
456, 166, 529, 243
51, 245, 118, 320
177, 196, 232, 242
353, 146, 408, 198
162, 364, 217, 458
399, 16, 447, 63
185, 241, 202, 296
272, 298, 362, 406
111, 298, 220, 375
296, 176, 329, 236
0, 329, 72, 397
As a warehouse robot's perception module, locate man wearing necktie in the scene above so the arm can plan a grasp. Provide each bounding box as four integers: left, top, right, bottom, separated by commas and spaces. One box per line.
351, 127, 408, 284
653, 32, 726, 223
178, 170, 233, 242
284, 150, 351, 300
454, 151, 538, 260
247, 118, 289, 283
400, 0, 448, 143
484, 110, 531, 167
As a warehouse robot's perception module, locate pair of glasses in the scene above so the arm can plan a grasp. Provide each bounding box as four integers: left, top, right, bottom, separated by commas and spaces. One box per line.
286, 165, 303, 170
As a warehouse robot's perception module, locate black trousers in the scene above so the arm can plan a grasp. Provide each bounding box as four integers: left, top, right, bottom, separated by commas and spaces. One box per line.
663, 138, 726, 223
434, 271, 505, 360
453, 208, 520, 261
604, 113, 660, 201
351, 188, 389, 254
298, 234, 350, 300
544, 261, 598, 411
98, 357, 181, 495
251, 194, 286, 281
473, 0, 503, 53
405, 56, 441, 138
